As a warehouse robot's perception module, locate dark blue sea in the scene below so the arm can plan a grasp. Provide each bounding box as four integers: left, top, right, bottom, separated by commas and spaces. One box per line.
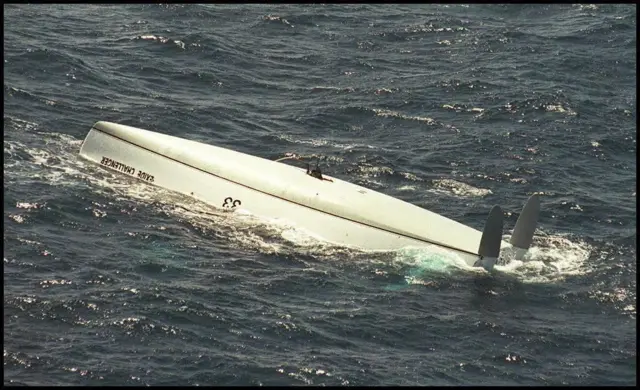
3, 4, 636, 386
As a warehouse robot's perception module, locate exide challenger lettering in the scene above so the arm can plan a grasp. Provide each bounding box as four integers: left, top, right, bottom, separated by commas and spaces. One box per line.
100, 156, 155, 183
137, 170, 155, 183
100, 156, 136, 175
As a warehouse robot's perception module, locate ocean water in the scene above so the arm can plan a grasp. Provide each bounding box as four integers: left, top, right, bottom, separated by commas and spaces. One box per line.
3, 4, 636, 386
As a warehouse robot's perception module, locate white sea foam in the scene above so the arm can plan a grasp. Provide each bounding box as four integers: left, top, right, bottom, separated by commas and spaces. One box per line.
136, 34, 186, 50
389, 231, 593, 285
431, 179, 493, 198
372, 108, 437, 124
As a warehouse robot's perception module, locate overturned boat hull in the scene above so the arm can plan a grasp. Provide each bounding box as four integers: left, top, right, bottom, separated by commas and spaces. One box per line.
79, 122, 536, 270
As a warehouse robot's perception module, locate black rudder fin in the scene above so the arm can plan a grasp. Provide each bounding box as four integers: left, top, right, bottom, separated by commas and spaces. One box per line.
474, 205, 504, 270
510, 194, 540, 256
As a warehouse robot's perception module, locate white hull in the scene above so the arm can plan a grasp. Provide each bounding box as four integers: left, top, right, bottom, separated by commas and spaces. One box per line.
79, 122, 508, 268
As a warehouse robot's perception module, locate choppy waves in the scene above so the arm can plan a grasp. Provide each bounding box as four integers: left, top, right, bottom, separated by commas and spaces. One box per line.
4, 3, 636, 386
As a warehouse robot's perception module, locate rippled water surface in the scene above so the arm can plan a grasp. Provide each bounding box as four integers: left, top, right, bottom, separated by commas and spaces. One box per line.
4, 4, 636, 386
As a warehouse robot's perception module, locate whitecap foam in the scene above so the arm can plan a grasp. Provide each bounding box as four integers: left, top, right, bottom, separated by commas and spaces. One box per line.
442, 103, 485, 116
355, 164, 394, 178
574, 4, 598, 11
399, 172, 423, 182
403, 23, 467, 34
275, 133, 382, 152
136, 34, 185, 50
4, 116, 40, 132
544, 103, 577, 116
392, 246, 478, 277
262, 14, 294, 27
430, 178, 493, 198
494, 233, 593, 283
380, 229, 593, 286
372, 108, 437, 124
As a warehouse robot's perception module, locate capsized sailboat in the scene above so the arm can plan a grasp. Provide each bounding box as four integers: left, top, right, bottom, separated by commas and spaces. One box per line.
78, 121, 540, 271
